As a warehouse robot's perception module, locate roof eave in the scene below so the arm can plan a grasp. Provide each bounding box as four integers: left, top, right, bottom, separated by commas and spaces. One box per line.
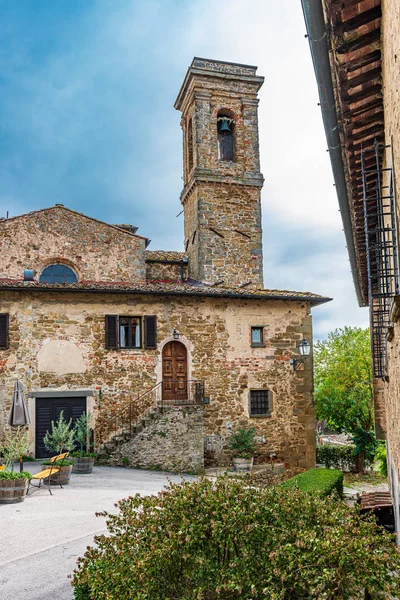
0, 284, 332, 305
301, 0, 366, 307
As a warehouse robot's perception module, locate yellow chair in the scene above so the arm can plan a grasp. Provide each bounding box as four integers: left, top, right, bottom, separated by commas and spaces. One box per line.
27, 452, 69, 495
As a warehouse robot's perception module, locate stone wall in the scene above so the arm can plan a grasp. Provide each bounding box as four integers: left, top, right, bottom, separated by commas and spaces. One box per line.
0, 289, 315, 470
145, 260, 187, 281
381, 0, 400, 539
176, 58, 264, 288
0, 206, 146, 282
108, 406, 204, 473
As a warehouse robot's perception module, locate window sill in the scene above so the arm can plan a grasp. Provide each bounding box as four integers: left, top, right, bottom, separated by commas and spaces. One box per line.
249, 414, 272, 419
251, 344, 266, 348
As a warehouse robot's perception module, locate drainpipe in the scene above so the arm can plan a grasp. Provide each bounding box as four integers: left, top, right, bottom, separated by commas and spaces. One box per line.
301, 0, 365, 307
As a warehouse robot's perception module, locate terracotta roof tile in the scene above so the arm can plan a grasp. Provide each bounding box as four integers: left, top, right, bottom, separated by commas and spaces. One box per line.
0, 278, 331, 305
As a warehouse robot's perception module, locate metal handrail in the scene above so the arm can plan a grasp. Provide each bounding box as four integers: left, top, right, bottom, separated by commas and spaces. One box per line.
95, 379, 204, 446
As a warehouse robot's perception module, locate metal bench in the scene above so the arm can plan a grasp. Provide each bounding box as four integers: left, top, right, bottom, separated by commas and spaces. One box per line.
27, 452, 69, 495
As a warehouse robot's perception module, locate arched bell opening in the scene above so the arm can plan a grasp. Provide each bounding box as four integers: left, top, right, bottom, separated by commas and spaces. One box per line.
217, 109, 235, 162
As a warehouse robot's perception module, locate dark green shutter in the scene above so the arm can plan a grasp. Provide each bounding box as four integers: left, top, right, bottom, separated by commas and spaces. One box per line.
0, 314, 9, 349
144, 316, 157, 349
105, 315, 118, 349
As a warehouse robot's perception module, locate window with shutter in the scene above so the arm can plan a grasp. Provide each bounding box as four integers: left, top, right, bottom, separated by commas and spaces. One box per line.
105, 315, 118, 349
144, 315, 157, 349
0, 314, 9, 349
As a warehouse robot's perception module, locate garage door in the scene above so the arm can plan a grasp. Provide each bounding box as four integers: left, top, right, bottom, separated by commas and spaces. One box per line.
35, 397, 86, 458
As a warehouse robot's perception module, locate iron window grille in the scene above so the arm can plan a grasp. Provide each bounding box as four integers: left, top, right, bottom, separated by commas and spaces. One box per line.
249, 390, 271, 417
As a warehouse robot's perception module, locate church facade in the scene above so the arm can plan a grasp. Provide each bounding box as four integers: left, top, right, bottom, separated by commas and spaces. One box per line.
0, 58, 329, 472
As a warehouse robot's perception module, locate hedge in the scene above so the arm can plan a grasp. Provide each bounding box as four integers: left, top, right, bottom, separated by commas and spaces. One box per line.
281, 468, 343, 497
72, 476, 400, 599
316, 444, 356, 471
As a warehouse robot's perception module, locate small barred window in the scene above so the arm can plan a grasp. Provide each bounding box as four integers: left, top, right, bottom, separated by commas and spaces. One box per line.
249, 390, 271, 417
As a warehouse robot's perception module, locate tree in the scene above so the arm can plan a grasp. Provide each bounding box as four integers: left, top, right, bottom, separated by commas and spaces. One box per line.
43, 411, 75, 455
314, 327, 375, 470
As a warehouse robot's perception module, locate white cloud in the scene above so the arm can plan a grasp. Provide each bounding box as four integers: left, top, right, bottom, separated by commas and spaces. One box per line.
0, 0, 369, 339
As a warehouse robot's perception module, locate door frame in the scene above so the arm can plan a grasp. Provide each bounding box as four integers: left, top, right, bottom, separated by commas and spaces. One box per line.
162, 340, 188, 402
155, 336, 193, 388
27, 389, 95, 457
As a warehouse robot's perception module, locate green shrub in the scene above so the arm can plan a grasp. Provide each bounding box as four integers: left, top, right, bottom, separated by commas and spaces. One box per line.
70, 451, 96, 458
316, 444, 357, 471
0, 470, 32, 480
281, 468, 344, 497
72, 476, 400, 599
375, 441, 388, 477
227, 426, 256, 458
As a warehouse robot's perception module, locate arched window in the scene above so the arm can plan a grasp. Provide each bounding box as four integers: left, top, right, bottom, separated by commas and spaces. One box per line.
217, 110, 235, 162
39, 264, 78, 284
187, 118, 194, 173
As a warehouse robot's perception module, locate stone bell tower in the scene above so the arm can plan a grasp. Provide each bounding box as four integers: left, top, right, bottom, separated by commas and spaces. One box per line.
174, 57, 264, 288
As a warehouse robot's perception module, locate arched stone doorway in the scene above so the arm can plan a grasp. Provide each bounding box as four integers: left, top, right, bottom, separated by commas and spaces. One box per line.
162, 341, 188, 402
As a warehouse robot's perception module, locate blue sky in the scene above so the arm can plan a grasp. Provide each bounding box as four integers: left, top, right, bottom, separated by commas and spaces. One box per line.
0, 0, 369, 339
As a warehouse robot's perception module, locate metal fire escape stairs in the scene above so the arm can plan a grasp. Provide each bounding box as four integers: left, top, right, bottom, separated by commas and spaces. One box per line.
362, 140, 399, 379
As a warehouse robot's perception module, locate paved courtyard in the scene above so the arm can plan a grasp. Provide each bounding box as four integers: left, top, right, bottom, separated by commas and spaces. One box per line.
0, 462, 195, 600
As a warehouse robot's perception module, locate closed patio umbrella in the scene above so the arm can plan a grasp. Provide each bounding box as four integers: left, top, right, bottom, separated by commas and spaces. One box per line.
8, 380, 31, 472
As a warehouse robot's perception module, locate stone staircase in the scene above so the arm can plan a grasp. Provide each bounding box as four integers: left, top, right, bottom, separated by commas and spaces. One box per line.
95, 380, 205, 472
96, 407, 161, 462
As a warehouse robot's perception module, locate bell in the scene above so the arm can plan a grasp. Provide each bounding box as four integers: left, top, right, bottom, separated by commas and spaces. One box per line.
219, 119, 232, 134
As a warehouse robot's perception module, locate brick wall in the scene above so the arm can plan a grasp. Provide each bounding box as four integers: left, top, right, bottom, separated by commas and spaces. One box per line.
0, 206, 146, 282
0, 290, 315, 470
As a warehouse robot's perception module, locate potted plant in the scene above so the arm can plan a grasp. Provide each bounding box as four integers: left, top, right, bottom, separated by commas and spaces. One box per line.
43, 411, 75, 485
71, 412, 96, 474
227, 427, 257, 472
0, 428, 32, 503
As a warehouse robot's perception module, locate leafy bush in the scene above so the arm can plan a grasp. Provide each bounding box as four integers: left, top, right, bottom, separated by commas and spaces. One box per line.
0, 470, 32, 480
72, 476, 400, 599
70, 451, 96, 458
0, 428, 30, 471
74, 412, 93, 454
375, 441, 387, 477
281, 468, 344, 497
227, 427, 256, 458
43, 411, 75, 454
316, 444, 357, 471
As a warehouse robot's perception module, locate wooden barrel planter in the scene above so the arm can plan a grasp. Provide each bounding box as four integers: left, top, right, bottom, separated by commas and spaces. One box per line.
0, 478, 29, 504
44, 465, 73, 486
72, 457, 95, 474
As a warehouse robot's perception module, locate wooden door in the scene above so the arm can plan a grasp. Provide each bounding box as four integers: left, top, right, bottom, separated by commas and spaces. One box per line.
162, 341, 188, 402
35, 397, 86, 458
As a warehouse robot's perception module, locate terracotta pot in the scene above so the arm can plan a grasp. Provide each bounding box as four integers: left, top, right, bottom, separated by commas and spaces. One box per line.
233, 457, 254, 472
44, 465, 73, 486
72, 457, 94, 474
0, 477, 29, 503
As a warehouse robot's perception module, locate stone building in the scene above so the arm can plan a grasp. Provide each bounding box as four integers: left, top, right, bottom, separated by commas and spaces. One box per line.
303, 0, 400, 536
0, 58, 330, 472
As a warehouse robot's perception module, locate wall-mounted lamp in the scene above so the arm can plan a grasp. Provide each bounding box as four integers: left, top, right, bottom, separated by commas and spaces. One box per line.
173, 329, 180, 340
290, 338, 311, 371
